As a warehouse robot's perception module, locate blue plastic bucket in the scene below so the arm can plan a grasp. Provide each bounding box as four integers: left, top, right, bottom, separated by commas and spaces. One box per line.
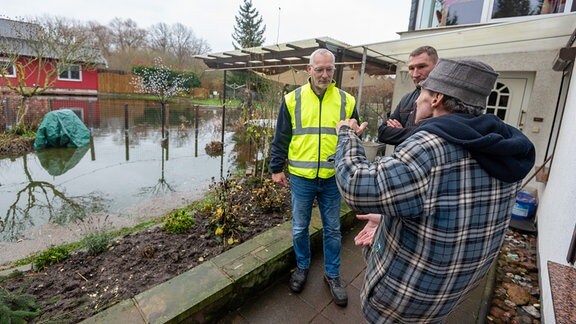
511, 190, 537, 220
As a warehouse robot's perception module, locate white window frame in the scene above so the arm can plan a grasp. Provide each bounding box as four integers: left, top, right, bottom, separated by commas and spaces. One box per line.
0, 58, 16, 78
58, 64, 83, 81
415, 0, 575, 30
486, 0, 575, 23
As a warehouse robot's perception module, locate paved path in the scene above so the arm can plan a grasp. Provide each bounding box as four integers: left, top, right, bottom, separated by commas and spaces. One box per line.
220, 224, 492, 323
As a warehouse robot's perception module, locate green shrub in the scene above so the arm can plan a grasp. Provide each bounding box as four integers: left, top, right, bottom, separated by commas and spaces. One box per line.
34, 246, 71, 271
77, 215, 113, 256
163, 209, 195, 234
0, 288, 40, 323
82, 231, 113, 256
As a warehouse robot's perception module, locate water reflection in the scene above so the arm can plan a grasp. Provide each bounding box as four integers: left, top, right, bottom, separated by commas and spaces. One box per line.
0, 99, 239, 243
1, 153, 109, 242
138, 140, 175, 196
36, 146, 90, 176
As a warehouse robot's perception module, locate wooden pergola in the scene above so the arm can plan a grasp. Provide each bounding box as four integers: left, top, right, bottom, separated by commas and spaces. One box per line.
195, 37, 401, 110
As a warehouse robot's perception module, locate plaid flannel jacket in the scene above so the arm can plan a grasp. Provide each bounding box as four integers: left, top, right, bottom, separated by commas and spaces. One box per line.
335, 128, 520, 323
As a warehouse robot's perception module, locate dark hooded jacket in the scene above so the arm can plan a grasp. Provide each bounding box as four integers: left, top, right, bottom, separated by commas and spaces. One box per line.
419, 113, 535, 182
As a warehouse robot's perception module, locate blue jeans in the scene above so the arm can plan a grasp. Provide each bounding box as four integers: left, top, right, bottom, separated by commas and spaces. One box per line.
290, 174, 342, 278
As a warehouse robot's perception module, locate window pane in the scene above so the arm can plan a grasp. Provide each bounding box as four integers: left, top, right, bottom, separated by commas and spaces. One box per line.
499, 95, 509, 107
1, 59, 15, 76
492, 0, 567, 18
1, 64, 14, 76
71, 69, 80, 79
59, 69, 69, 79
488, 92, 497, 106
59, 65, 81, 80
421, 0, 484, 28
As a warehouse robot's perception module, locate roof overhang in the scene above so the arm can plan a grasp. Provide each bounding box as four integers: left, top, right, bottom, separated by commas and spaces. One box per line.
195, 36, 397, 76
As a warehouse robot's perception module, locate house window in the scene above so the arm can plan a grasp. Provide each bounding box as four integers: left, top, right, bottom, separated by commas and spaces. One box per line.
492, 0, 567, 18
486, 82, 510, 120
416, 0, 575, 29
58, 64, 82, 81
0, 58, 16, 77
67, 107, 85, 121
418, 0, 485, 28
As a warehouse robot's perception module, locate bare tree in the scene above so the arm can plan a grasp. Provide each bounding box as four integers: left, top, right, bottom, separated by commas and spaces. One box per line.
148, 23, 211, 69
108, 17, 147, 52
85, 20, 114, 58
0, 16, 106, 133
191, 37, 211, 55
171, 23, 194, 68
148, 22, 172, 54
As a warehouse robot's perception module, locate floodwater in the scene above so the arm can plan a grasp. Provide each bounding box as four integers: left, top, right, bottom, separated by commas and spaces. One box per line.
0, 99, 245, 265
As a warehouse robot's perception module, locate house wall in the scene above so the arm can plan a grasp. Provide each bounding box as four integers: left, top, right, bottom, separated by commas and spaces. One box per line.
52, 69, 99, 90
535, 61, 576, 323
0, 57, 98, 93
473, 50, 562, 167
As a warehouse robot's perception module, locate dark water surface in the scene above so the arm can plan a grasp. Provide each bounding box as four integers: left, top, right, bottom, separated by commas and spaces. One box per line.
0, 99, 242, 263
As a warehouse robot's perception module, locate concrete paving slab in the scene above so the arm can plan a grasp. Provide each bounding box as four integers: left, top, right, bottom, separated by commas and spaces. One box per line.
135, 260, 232, 323
320, 284, 364, 324
80, 299, 145, 324
233, 281, 320, 324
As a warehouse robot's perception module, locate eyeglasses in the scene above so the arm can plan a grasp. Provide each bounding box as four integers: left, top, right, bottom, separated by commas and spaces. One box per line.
312, 66, 335, 74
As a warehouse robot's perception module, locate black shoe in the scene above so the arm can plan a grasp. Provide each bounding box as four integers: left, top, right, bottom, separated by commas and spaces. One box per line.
289, 267, 308, 293
324, 275, 348, 307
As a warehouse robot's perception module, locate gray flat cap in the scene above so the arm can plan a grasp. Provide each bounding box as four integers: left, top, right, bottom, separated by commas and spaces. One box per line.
419, 59, 499, 108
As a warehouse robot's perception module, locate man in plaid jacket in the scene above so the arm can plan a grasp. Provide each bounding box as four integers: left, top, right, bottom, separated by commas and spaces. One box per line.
334, 59, 535, 323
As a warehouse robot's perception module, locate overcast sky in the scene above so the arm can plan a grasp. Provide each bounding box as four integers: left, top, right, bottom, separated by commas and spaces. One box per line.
2, 0, 411, 53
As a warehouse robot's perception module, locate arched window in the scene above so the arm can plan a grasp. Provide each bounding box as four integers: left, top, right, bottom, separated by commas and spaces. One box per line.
486, 81, 510, 120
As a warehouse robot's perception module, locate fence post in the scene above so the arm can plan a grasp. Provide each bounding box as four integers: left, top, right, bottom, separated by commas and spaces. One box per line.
194, 104, 199, 157
2, 97, 7, 131
124, 104, 129, 133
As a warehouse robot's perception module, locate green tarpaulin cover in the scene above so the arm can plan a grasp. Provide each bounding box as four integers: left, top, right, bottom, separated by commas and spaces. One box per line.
34, 109, 91, 150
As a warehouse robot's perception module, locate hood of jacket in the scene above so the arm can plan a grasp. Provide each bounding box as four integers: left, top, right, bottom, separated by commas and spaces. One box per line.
418, 113, 535, 183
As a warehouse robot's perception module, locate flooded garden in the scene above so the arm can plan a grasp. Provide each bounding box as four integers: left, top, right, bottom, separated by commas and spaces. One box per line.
0, 98, 247, 264
0, 93, 387, 267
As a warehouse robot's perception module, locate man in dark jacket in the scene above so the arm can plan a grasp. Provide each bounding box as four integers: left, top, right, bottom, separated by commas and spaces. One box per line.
334, 59, 535, 323
377, 46, 438, 145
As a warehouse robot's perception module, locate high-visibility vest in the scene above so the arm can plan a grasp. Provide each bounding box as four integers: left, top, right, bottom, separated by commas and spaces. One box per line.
285, 81, 356, 179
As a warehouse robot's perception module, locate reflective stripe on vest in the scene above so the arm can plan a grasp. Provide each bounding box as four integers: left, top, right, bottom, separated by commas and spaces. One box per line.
292, 87, 347, 136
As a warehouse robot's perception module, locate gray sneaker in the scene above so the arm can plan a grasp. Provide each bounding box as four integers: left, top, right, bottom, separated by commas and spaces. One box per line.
289, 268, 308, 293
324, 275, 348, 307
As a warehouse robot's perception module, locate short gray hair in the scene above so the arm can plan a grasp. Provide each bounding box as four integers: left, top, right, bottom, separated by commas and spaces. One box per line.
442, 94, 485, 116
309, 48, 335, 65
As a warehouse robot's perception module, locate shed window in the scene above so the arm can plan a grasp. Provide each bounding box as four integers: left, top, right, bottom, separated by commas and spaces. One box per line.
59, 64, 82, 81
0, 58, 16, 77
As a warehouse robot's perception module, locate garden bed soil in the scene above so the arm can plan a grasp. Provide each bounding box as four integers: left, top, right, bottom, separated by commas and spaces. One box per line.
0, 180, 291, 323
